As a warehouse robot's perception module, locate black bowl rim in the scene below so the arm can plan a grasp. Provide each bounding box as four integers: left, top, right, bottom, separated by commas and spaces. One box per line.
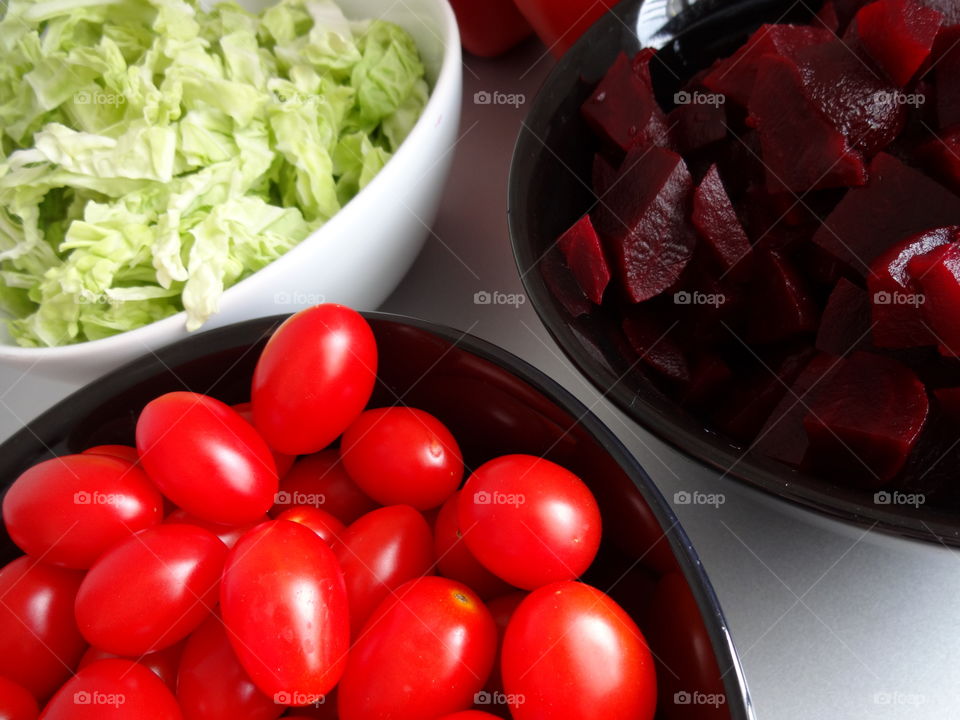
506, 0, 960, 548
1, 310, 754, 719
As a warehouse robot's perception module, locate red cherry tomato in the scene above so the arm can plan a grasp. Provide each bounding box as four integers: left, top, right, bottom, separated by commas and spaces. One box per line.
502, 582, 656, 720
220, 520, 349, 700
233, 402, 296, 478
251, 305, 377, 455
41, 659, 182, 720
437, 713, 502, 720
271, 451, 377, 523
2, 454, 163, 569
338, 577, 497, 720
340, 407, 463, 510
136, 392, 278, 525
176, 614, 282, 720
333, 505, 434, 636
82, 445, 140, 465
484, 592, 527, 696
0, 557, 86, 702
164, 509, 268, 549
75, 524, 227, 656
0, 676, 39, 720
276, 506, 345, 544
434, 491, 512, 599
78, 641, 184, 692
459, 455, 601, 590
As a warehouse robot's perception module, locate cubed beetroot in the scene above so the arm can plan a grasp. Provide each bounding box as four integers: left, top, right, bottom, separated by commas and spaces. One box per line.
581, 51, 669, 153
592, 153, 619, 197
907, 242, 960, 356
916, 127, 960, 194
621, 312, 690, 383
868, 227, 955, 348
557, 214, 612, 305
936, 31, 960, 129
833, 0, 875, 29
692, 164, 752, 271
816, 1, 841, 32
934, 387, 960, 422
746, 250, 818, 343
540, 248, 592, 318
801, 351, 929, 485
748, 55, 868, 193
682, 354, 733, 406
813, 153, 960, 273
924, 0, 960, 25
594, 146, 696, 302
702, 24, 834, 107
668, 90, 728, 154
816, 278, 872, 356
854, 0, 942, 86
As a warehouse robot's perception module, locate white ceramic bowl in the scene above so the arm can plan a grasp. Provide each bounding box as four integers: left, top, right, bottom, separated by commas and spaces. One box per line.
0, 0, 461, 383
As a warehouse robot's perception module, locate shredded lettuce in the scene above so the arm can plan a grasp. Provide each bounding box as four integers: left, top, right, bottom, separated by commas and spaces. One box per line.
0, 0, 428, 346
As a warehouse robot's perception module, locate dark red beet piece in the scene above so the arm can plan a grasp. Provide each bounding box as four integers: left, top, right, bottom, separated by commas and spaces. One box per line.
702, 24, 834, 107
594, 146, 696, 302
748, 55, 867, 193
621, 312, 689, 383
867, 227, 955, 348
936, 32, 960, 129
908, 242, 960, 356
668, 85, 728, 154
746, 250, 818, 343
854, 0, 942, 86
692, 164, 751, 271
682, 354, 733, 406
813, 153, 960, 274
801, 351, 929, 485
557, 214, 611, 305
934, 387, 960, 422
924, 0, 960, 25
592, 153, 619, 197
833, 0, 874, 29
917, 127, 960, 194
540, 247, 592, 318
816, 1, 841, 32
816, 278, 872, 356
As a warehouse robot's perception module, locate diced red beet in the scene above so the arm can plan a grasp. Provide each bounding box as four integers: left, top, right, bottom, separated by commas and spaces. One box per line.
702, 24, 834, 107
594, 146, 696, 302
668, 91, 728, 154
924, 0, 960, 25
833, 0, 875, 29
907, 242, 960, 356
621, 312, 690, 383
748, 55, 868, 193
916, 127, 960, 194
816, 278, 872, 356
592, 153, 619, 197
801, 351, 929, 485
540, 247, 593, 318
746, 250, 818, 343
682, 354, 733, 406
557, 214, 611, 305
581, 51, 669, 154
854, 0, 942, 86
867, 227, 955, 348
935, 30, 960, 129
816, 0, 841, 32
934, 387, 960, 422
692, 164, 752, 271
813, 152, 960, 273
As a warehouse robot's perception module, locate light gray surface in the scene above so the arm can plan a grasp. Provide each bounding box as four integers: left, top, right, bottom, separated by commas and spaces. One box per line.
2, 40, 959, 720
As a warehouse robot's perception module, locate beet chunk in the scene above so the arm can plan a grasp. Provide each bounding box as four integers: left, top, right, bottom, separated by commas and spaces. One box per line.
540, 248, 592, 318
557, 214, 611, 305
592, 153, 619, 197
801, 351, 929, 485
621, 311, 689, 383
702, 24, 834, 107
683, 354, 733, 406
748, 55, 867, 193
854, 0, 942, 86
746, 250, 818, 343
908, 242, 960, 356
936, 33, 960, 129
817, 278, 872, 356
813, 153, 960, 273
594, 147, 696, 302
692, 164, 752, 271
868, 227, 955, 348
917, 127, 960, 194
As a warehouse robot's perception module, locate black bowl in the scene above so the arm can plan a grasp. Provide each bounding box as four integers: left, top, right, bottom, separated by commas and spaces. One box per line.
0, 313, 752, 719
508, 0, 960, 546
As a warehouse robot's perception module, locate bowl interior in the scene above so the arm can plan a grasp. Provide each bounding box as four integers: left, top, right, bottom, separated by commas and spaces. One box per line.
0, 313, 752, 719
508, 0, 960, 545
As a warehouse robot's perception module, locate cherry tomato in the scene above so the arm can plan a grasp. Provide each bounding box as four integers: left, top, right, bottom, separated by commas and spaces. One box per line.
136, 392, 278, 525
82, 445, 140, 464
78, 641, 184, 692
333, 505, 434, 636
220, 520, 349, 700
251, 305, 377, 455
484, 592, 527, 695
341, 407, 463, 510
276, 506, 344, 544
3, 454, 163, 569
75, 524, 227, 656
459, 455, 601, 590
437, 713, 502, 720
0, 557, 86, 702
434, 492, 512, 599
41, 659, 182, 720
0, 676, 39, 720
233, 403, 296, 478
271, 451, 376, 523
502, 582, 656, 720
338, 577, 497, 720
164, 509, 268, 549
176, 614, 282, 720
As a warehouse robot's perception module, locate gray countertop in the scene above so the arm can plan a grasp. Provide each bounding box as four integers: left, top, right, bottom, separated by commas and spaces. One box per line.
2, 39, 958, 720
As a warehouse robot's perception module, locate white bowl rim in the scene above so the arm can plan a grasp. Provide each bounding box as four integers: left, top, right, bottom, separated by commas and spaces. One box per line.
0, 0, 461, 361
